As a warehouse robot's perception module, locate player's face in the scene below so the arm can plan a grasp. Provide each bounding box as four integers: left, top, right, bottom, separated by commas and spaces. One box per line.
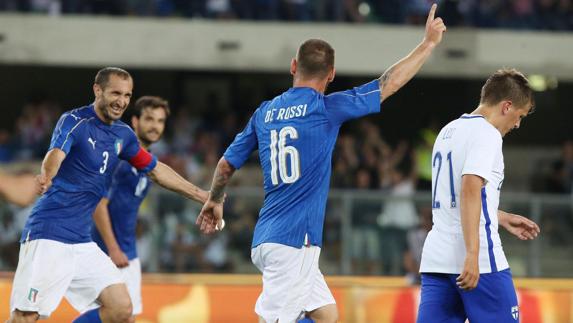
502, 102, 532, 136
133, 107, 167, 146
94, 75, 133, 123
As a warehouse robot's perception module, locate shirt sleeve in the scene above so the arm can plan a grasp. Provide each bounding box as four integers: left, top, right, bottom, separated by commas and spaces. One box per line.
119, 129, 157, 174
223, 112, 258, 169
461, 127, 502, 184
324, 79, 381, 126
49, 112, 85, 154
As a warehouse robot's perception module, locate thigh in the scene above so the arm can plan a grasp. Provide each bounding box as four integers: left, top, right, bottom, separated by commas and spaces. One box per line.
122, 258, 142, 315
252, 243, 317, 323
66, 242, 123, 313
10, 239, 74, 319
461, 269, 519, 323
417, 273, 466, 323
304, 266, 335, 314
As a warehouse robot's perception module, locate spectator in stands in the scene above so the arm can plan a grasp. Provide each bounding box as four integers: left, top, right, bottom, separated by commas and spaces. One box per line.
403, 206, 432, 284
378, 154, 418, 275
351, 168, 382, 275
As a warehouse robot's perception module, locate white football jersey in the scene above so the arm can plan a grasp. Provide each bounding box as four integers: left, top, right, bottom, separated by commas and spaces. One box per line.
420, 114, 509, 274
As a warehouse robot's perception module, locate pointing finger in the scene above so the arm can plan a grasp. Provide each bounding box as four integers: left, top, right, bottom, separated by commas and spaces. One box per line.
426, 3, 437, 26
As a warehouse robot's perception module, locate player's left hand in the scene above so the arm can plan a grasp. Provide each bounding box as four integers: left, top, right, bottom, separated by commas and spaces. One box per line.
423, 4, 447, 47
196, 199, 224, 234
501, 213, 540, 240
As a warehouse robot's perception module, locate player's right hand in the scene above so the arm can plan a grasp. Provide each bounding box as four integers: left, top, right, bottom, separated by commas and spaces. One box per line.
109, 248, 129, 268
35, 174, 52, 195
456, 254, 479, 291
196, 199, 224, 234
424, 4, 446, 47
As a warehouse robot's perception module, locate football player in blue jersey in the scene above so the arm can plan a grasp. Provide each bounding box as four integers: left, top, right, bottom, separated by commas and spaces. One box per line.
196, 4, 446, 323
91, 96, 170, 322
8, 67, 210, 323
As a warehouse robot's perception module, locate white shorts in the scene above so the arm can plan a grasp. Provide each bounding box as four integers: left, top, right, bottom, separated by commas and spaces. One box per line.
120, 258, 142, 315
10, 239, 123, 319
251, 243, 335, 323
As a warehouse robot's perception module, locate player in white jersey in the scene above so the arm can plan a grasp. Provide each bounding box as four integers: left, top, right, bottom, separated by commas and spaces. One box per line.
418, 69, 541, 323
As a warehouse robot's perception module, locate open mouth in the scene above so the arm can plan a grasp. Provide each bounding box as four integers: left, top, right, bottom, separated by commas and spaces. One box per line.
110, 104, 124, 115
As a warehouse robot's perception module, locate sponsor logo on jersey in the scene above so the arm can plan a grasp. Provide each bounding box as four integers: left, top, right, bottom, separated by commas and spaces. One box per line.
88, 137, 97, 150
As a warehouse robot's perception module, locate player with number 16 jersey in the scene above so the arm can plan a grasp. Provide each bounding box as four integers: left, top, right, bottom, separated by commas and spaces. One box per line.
197, 6, 447, 321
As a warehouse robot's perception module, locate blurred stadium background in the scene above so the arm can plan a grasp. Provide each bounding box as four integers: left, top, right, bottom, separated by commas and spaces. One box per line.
1, 1, 573, 322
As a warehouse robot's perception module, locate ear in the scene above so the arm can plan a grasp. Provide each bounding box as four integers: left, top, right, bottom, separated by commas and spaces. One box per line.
327, 67, 336, 83
501, 100, 513, 115
93, 83, 101, 97
131, 115, 138, 129
290, 58, 297, 76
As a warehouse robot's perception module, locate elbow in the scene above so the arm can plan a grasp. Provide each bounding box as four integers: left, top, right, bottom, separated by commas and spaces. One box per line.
219, 157, 235, 175
147, 162, 162, 183
380, 79, 401, 102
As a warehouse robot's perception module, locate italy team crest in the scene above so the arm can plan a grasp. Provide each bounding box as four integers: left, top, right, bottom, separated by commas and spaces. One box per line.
114, 139, 123, 155
28, 288, 39, 303
511, 305, 519, 320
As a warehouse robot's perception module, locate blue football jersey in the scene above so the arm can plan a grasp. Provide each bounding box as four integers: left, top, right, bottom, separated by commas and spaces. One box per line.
224, 80, 381, 248
92, 161, 151, 260
21, 105, 157, 244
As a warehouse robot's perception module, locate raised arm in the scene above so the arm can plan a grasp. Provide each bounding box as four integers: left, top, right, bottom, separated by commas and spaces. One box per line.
147, 161, 209, 204
196, 157, 236, 234
92, 198, 128, 268
498, 210, 540, 240
380, 4, 446, 102
36, 148, 67, 195
457, 174, 483, 291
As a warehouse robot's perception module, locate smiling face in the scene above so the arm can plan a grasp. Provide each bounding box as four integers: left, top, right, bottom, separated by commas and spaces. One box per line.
132, 107, 167, 147
93, 74, 133, 124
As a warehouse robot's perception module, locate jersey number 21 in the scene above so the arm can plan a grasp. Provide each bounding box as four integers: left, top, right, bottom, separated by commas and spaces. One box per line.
432, 151, 456, 209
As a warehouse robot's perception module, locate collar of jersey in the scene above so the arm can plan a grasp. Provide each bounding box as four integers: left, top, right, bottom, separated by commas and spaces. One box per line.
288, 86, 320, 94
460, 113, 485, 119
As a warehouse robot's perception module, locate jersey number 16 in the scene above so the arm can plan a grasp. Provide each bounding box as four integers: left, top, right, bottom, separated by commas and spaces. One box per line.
270, 126, 300, 186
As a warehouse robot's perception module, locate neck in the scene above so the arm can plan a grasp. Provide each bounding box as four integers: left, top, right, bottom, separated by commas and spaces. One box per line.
293, 77, 328, 93
471, 104, 501, 133
138, 139, 151, 150
93, 101, 113, 125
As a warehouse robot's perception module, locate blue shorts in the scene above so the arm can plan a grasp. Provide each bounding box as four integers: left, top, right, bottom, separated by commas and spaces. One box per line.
417, 269, 519, 323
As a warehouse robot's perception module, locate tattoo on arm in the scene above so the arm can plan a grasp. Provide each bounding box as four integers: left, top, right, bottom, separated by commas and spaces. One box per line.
209, 160, 235, 203
379, 68, 393, 87
210, 172, 227, 203
379, 66, 396, 100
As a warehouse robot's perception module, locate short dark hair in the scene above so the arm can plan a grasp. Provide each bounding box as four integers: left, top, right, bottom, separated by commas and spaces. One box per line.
133, 96, 170, 118
296, 39, 335, 79
94, 67, 132, 89
480, 68, 534, 110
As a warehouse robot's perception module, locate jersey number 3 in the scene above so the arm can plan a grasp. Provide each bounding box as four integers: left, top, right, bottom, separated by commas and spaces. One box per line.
99, 151, 109, 174
270, 126, 300, 186
432, 151, 456, 209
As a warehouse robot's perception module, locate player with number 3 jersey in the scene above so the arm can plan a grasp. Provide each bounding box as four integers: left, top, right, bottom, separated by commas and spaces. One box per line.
8, 68, 209, 323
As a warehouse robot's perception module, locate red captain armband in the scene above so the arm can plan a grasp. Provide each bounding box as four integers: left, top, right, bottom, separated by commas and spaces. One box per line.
129, 147, 155, 171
